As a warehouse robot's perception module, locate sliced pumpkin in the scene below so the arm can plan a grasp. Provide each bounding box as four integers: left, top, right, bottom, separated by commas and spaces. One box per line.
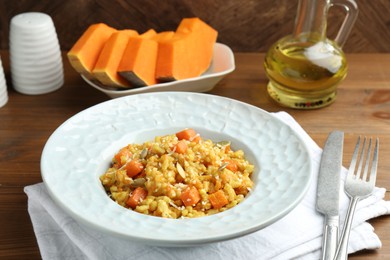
67, 23, 116, 79
140, 29, 157, 39
176, 18, 218, 75
155, 18, 218, 82
92, 29, 138, 88
155, 33, 190, 82
117, 31, 175, 87
68, 18, 218, 88
117, 36, 158, 87
152, 31, 175, 42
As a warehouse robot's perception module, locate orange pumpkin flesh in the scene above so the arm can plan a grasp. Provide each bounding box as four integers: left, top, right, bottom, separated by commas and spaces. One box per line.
118, 37, 158, 87
155, 18, 218, 82
67, 18, 218, 89
140, 29, 157, 39
67, 23, 116, 79
92, 30, 138, 88
117, 31, 176, 87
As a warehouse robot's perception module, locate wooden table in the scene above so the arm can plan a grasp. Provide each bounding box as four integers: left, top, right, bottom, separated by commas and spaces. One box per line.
0, 50, 389, 259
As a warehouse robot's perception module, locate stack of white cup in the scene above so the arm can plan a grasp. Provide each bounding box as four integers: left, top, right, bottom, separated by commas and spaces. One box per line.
9, 12, 63, 95
0, 56, 8, 107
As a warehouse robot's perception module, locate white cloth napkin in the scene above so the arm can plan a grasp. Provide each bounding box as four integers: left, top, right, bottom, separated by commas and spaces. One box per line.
24, 111, 390, 260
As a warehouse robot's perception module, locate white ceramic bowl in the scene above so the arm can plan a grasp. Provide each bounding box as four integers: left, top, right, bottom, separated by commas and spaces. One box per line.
41, 92, 312, 247
82, 43, 235, 98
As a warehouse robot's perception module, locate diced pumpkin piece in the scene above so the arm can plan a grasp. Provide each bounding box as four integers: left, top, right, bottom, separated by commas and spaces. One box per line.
125, 159, 144, 178
208, 190, 228, 209
92, 29, 138, 88
180, 186, 201, 207
67, 23, 116, 79
126, 187, 148, 209
174, 140, 188, 154
118, 36, 158, 87
222, 159, 239, 172
175, 128, 200, 143
155, 18, 218, 82
114, 147, 132, 167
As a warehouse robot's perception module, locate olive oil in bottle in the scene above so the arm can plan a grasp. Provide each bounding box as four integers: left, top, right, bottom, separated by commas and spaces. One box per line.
264, 36, 347, 109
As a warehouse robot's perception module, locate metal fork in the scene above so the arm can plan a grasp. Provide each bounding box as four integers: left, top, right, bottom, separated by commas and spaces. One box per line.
333, 136, 379, 260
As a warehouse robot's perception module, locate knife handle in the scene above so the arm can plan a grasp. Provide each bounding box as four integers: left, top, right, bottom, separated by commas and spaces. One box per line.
321, 215, 339, 260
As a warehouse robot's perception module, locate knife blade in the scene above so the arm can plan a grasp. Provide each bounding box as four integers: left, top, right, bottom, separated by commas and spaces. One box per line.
316, 130, 344, 260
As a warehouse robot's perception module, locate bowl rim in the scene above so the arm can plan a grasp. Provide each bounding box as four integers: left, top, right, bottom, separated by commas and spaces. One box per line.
41, 92, 313, 246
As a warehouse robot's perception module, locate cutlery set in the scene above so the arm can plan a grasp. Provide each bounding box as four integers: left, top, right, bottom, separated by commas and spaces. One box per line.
316, 132, 379, 260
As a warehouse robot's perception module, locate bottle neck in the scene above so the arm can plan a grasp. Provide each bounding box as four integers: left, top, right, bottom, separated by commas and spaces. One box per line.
293, 0, 330, 41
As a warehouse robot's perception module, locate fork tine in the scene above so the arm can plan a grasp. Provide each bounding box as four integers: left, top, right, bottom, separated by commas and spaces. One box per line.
348, 136, 361, 178
356, 136, 367, 179
369, 138, 379, 185
362, 137, 372, 181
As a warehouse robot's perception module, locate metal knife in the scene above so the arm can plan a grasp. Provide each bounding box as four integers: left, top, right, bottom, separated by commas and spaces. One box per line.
316, 131, 344, 260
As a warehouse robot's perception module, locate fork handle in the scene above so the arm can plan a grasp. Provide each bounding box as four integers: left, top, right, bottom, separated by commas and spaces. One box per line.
333, 196, 360, 260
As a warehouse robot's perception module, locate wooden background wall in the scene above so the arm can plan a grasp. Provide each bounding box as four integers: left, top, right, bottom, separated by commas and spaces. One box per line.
0, 0, 389, 53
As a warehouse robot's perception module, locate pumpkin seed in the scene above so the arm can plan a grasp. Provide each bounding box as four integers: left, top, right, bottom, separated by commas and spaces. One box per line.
130, 177, 146, 188
218, 162, 229, 171
176, 162, 186, 179
216, 141, 231, 148
140, 148, 148, 159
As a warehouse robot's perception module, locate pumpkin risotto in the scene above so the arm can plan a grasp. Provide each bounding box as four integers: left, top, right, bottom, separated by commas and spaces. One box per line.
100, 129, 254, 218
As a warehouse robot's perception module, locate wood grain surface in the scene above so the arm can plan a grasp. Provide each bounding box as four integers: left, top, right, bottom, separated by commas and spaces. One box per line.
0, 49, 389, 259
0, 0, 390, 52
